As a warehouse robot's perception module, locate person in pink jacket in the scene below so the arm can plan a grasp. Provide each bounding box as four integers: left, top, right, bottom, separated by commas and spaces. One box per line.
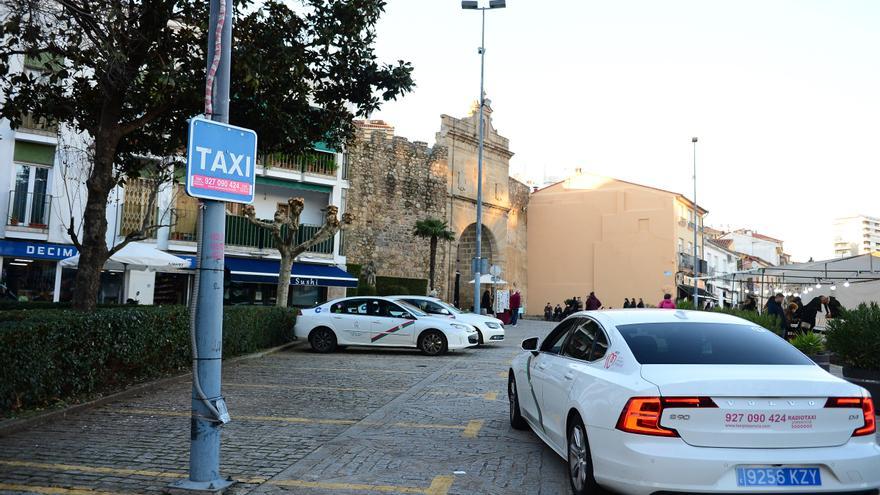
658, 293, 676, 309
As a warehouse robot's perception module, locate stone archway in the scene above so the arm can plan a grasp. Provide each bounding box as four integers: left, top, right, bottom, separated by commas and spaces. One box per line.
454, 223, 498, 310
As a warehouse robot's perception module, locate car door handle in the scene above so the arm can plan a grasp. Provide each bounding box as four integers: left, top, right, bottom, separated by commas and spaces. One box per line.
536, 363, 548, 370
564, 372, 574, 381
332, 316, 343, 319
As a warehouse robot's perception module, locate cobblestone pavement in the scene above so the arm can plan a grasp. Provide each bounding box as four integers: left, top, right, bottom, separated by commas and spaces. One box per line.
0, 319, 568, 495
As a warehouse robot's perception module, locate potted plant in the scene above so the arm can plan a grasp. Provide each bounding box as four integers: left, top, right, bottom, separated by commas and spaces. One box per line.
826, 302, 880, 398
789, 332, 830, 371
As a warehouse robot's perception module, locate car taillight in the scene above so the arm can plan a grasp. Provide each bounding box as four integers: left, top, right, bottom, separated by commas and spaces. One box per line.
825, 397, 876, 436
616, 396, 717, 437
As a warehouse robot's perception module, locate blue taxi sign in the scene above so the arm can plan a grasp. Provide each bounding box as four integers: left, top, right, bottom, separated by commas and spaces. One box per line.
185, 116, 258, 204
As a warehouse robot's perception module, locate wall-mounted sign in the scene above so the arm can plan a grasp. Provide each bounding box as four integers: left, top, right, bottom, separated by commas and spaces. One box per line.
0, 240, 78, 261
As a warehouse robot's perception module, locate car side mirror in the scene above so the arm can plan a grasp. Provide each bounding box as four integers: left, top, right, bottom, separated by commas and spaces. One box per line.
438, 308, 450, 315
521, 337, 539, 355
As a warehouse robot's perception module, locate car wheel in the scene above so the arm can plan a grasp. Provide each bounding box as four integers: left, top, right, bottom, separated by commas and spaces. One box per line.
309, 327, 337, 353
568, 416, 601, 495
476, 330, 484, 345
418, 330, 447, 356
508, 373, 528, 430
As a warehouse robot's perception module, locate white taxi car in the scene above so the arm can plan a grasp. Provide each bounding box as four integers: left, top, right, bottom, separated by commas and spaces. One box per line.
391, 295, 505, 344
508, 309, 879, 495
295, 296, 479, 355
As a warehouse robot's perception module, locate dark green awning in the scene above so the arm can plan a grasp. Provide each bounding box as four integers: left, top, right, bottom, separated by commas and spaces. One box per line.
256, 176, 332, 193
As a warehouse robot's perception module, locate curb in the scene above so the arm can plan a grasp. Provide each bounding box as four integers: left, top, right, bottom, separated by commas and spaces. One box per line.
0, 339, 304, 438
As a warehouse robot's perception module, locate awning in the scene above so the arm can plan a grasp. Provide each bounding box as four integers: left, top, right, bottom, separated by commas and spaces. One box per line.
678, 284, 717, 300
225, 257, 357, 288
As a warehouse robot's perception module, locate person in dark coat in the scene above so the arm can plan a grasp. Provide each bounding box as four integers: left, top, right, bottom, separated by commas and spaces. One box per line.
765, 293, 787, 333
481, 289, 492, 315
799, 295, 830, 330
544, 303, 553, 321
553, 304, 563, 321
742, 296, 758, 311
636, 298, 645, 308
585, 292, 602, 311
623, 298, 631, 308
827, 296, 845, 319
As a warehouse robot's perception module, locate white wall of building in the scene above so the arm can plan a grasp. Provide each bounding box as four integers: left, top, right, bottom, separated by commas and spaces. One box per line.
722, 231, 780, 266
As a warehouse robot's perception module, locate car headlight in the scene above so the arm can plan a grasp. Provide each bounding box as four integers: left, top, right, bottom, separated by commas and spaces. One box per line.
484, 322, 501, 329
450, 323, 472, 331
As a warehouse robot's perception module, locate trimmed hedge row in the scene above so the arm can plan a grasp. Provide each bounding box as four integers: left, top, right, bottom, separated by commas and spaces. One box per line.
826, 302, 880, 371
0, 305, 295, 415
675, 299, 781, 333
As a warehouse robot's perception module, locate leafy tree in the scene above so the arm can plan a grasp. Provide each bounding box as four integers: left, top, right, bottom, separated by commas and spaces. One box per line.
0, 0, 413, 310
413, 218, 455, 293
243, 198, 352, 308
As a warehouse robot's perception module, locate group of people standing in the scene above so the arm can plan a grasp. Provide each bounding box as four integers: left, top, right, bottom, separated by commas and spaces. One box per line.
622, 297, 646, 308
763, 293, 845, 336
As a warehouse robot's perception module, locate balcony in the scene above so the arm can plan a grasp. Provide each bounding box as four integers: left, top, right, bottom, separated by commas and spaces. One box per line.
6, 191, 51, 232
18, 113, 58, 137
225, 215, 334, 254
259, 151, 336, 177
679, 252, 708, 274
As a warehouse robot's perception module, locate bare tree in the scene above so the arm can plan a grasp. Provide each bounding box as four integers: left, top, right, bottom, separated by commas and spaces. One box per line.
243, 198, 352, 307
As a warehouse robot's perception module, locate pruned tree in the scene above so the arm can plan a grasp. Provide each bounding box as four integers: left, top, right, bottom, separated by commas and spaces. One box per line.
243, 199, 353, 307
413, 218, 455, 293
0, 0, 413, 310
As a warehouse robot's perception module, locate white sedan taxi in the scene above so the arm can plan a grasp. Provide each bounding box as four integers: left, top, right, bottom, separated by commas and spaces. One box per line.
391, 295, 505, 344
508, 309, 879, 495
295, 296, 479, 355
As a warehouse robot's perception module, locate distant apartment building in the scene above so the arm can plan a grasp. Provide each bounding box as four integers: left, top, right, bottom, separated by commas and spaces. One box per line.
833, 215, 880, 257
720, 229, 788, 266
527, 171, 708, 310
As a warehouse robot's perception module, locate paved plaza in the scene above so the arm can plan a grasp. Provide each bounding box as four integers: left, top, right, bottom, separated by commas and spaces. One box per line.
0, 320, 569, 495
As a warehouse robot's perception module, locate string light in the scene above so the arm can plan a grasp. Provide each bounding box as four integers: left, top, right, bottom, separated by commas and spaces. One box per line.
815, 283, 822, 289
830, 285, 837, 291
844, 280, 850, 288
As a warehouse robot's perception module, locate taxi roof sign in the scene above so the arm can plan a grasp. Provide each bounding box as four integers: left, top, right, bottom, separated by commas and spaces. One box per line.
185, 116, 258, 204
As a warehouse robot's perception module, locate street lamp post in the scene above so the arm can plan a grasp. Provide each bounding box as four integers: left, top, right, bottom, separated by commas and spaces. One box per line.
692, 136, 699, 309
462, 0, 505, 315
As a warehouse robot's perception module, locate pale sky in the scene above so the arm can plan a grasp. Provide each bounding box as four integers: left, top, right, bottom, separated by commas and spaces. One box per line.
369, 0, 880, 262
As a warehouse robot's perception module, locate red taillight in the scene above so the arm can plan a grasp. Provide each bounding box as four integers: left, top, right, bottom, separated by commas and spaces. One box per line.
616, 396, 717, 437
825, 397, 876, 436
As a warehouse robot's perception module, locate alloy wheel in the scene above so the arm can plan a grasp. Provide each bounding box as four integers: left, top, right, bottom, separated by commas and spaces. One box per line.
422, 332, 444, 355
568, 425, 588, 492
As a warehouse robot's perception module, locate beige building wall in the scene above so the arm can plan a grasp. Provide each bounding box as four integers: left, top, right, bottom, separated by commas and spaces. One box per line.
528, 173, 701, 312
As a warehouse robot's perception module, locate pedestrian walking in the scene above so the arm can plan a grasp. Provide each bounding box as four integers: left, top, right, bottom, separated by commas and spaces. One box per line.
623, 298, 631, 308
509, 287, 522, 327
636, 298, 645, 308
585, 292, 602, 311
658, 293, 676, 309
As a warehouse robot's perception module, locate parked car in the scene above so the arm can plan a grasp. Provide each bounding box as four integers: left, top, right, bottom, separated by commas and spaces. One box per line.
508, 309, 879, 495
390, 295, 504, 344
295, 296, 479, 356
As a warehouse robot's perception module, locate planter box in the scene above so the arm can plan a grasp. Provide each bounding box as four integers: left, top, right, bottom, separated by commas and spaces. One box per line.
807, 353, 831, 371
842, 367, 880, 399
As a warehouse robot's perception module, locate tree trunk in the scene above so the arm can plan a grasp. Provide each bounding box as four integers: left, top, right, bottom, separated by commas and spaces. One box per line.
276, 250, 293, 308
428, 236, 437, 291
71, 131, 118, 311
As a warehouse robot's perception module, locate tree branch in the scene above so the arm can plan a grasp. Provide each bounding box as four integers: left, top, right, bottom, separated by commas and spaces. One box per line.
117, 101, 171, 136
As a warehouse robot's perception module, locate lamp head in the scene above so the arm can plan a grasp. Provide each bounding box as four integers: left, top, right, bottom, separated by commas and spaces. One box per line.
489, 0, 506, 7
461, 1, 479, 8
692, 137, 698, 143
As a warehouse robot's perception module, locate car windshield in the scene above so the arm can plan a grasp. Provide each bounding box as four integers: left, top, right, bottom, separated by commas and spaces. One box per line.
617, 322, 813, 365
396, 300, 428, 317
434, 300, 463, 314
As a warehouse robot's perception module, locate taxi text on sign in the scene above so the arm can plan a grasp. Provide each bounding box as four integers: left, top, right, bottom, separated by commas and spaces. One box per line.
185, 116, 258, 204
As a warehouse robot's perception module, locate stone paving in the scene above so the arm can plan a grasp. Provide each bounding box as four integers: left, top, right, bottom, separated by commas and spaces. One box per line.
0, 319, 568, 495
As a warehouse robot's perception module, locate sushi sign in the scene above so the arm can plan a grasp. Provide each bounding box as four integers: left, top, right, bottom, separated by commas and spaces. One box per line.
185, 116, 258, 204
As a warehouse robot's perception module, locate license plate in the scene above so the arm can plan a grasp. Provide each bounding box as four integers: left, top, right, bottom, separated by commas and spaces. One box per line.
736, 467, 821, 487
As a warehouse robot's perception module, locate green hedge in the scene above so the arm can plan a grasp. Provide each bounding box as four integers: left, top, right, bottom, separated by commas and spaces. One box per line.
675, 299, 781, 333
0, 305, 295, 415
826, 302, 880, 371
376, 276, 427, 296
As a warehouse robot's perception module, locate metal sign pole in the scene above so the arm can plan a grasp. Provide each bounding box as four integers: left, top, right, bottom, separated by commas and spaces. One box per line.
171, 0, 233, 492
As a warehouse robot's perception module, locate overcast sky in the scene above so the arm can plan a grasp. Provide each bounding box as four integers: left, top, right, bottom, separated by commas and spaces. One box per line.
369, 0, 880, 262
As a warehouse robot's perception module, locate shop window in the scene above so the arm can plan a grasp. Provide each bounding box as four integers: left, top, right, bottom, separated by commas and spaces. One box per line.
3, 259, 56, 301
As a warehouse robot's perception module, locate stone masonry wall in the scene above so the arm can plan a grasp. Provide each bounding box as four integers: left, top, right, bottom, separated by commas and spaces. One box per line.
344, 131, 450, 296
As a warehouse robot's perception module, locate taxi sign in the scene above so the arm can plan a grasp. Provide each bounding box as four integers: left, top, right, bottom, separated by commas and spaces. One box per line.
185, 116, 258, 204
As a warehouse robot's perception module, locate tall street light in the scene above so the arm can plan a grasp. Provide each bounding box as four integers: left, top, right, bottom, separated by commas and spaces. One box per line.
462, 0, 505, 314
692, 136, 699, 308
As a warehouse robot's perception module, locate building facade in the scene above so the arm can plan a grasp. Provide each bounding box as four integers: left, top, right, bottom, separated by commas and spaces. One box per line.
833, 215, 880, 258
704, 238, 740, 307
720, 229, 787, 266
1, 52, 354, 305
344, 101, 529, 310
527, 171, 706, 312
